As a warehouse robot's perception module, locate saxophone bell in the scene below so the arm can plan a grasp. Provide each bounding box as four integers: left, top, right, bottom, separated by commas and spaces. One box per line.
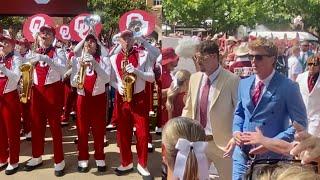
19, 62, 33, 103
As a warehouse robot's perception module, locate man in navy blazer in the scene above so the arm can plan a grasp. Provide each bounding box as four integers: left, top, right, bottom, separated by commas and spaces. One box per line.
231, 37, 307, 180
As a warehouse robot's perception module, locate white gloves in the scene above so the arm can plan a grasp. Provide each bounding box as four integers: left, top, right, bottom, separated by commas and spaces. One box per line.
83, 53, 94, 62
125, 63, 136, 74
117, 82, 124, 95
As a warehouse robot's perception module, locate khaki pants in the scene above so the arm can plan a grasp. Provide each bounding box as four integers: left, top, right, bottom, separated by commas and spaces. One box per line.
206, 139, 232, 180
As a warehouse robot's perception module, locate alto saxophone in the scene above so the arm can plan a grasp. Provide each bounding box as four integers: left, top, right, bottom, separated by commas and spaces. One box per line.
75, 53, 87, 89
19, 62, 33, 103
121, 50, 136, 102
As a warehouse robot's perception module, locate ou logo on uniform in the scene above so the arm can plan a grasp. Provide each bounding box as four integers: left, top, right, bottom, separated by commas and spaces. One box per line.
34, 0, 50, 4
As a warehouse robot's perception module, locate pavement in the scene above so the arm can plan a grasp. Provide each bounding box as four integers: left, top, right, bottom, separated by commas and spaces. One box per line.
0, 123, 162, 180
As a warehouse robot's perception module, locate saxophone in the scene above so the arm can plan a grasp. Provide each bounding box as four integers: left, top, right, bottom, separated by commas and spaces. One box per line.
75, 52, 88, 89
19, 62, 33, 103
121, 50, 136, 102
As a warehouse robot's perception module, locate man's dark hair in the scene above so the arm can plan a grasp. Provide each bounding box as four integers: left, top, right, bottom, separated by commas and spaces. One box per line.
196, 40, 219, 56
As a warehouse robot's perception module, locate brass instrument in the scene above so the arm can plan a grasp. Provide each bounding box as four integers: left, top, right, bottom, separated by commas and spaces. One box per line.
75, 51, 88, 89
121, 50, 136, 102
75, 14, 100, 89
19, 62, 33, 103
18, 33, 38, 103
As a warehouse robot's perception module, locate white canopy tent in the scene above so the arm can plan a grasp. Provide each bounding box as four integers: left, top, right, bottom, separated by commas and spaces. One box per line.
249, 31, 318, 41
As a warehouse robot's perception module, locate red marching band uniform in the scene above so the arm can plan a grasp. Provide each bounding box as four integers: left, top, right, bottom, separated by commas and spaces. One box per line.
0, 34, 22, 175
70, 34, 110, 172
109, 31, 160, 177
24, 25, 66, 177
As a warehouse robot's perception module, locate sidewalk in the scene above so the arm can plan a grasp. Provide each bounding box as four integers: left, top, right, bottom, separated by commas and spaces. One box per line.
0, 124, 162, 180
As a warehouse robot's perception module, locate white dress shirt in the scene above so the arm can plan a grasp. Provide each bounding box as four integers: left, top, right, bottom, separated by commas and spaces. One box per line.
196, 66, 221, 135
253, 69, 276, 106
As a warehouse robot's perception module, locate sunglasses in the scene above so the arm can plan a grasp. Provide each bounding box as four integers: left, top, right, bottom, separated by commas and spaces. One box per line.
308, 62, 319, 66
248, 54, 273, 61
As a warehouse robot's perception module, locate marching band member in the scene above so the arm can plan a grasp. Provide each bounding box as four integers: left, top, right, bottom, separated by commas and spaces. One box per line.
70, 34, 110, 172
109, 30, 160, 178
15, 38, 32, 140
61, 41, 77, 126
0, 33, 22, 175
23, 25, 67, 177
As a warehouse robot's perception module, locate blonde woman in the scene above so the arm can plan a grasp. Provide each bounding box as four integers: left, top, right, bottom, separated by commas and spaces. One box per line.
162, 117, 209, 180
166, 70, 191, 119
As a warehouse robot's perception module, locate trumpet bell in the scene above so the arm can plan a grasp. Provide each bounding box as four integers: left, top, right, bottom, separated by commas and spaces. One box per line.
84, 14, 101, 27
128, 19, 145, 37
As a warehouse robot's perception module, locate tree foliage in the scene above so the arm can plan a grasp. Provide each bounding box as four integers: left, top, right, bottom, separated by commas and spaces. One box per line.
88, 0, 149, 45
163, 0, 320, 36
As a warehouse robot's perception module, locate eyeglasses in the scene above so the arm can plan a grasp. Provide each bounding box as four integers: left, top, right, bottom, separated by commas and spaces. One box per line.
248, 54, 272, 61
194, 54, 216, 62
308, 62, 319, 66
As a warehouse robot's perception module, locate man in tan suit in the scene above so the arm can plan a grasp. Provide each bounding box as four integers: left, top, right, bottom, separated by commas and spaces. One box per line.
182, 40, 239, 180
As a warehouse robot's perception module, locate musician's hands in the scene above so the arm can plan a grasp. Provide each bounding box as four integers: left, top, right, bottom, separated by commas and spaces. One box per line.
28, 54, 41, 64
125, 63, 136, 74
223, 138, 236, 158
117, 83, 124, 95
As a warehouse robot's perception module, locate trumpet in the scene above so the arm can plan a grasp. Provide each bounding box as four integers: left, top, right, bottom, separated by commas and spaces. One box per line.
121, 50, 136, 102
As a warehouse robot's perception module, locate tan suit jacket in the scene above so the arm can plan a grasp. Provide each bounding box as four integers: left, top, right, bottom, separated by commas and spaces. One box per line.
182, 68, 239, 157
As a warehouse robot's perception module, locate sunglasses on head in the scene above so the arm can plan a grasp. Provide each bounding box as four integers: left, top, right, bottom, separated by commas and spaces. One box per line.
248, 54, 272, 61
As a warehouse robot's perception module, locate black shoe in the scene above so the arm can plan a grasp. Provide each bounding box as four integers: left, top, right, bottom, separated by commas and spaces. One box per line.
77, 166, 89, 173
26, 137, 32, 141
97, 166, 106, 172
155, 132, 162, 136
138, 171, 154, 180
0, 163, 8, 171
148, 147, 154, 153
23, 162, 43, 172
104, 140, 109, 147
55, 169, 65, 177
114, 167, 134, 176
5, 166, 19, 175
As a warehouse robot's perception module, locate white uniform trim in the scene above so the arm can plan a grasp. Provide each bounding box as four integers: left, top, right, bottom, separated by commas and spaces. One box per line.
0, 51, 22, 93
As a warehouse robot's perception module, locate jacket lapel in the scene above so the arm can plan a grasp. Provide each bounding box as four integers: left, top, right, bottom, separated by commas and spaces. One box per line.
209, 69, 226, 111
252, 72, 280, 117
191, 73, 203, 119
247, 76, 256, 115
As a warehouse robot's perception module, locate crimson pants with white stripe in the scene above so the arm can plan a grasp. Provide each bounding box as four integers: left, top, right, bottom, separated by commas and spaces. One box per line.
0, 91, 21, 164
76, 93, 106, 160
61, 78, 77, 122
116, 91, 149, 167
31, 82, 64, 164
21, 101, 31, 134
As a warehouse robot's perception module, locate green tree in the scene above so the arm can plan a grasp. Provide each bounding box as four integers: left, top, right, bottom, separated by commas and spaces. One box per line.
88, 0, 149, 46
163, 0, 320, 36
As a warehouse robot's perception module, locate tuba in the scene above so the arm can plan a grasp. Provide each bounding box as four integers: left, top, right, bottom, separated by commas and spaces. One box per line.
19, 62, 33, 103
121, 50, 136, 102
75, 14, 100, 89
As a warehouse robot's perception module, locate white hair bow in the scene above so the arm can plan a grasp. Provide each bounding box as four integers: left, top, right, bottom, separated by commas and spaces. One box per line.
173, 138, 209, 180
